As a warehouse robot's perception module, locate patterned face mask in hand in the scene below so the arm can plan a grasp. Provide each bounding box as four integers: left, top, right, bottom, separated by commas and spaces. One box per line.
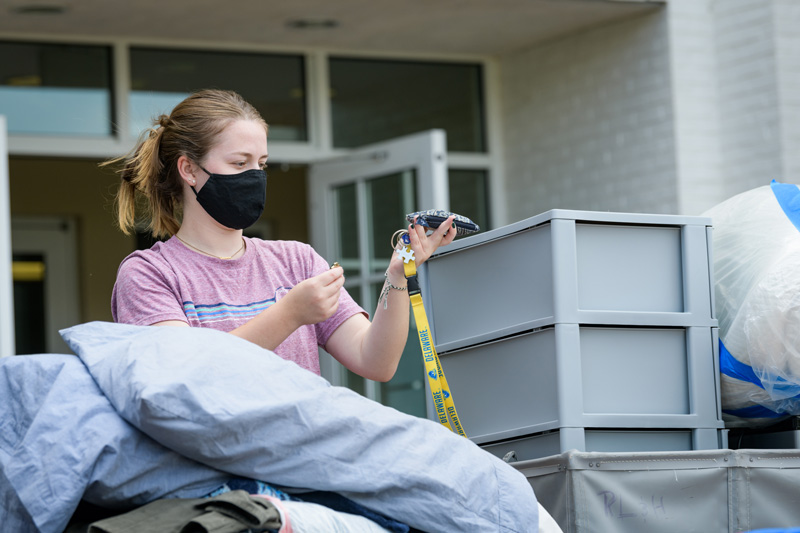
406, 210, 480, 237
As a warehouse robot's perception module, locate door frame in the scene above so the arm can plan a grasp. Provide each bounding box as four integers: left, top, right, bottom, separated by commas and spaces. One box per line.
11, 216, 81, 354
308, 130, 449, 395
309, 129, 449, 261
0, 117, 13, 357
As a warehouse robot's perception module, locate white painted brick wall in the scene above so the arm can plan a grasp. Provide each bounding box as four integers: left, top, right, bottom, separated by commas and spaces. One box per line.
498, 0, 798, 220
775, 0, 800, 183
498, 10, 678, 223
665, 0, 724, 215
713, 0, 783, 200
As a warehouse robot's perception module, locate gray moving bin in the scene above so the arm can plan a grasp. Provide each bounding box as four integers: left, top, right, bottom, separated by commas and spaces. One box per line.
483, 427, 727, 461
513, 449, 800, 533
419, 209, 717, 353
418, 209, 724, 456
436, 324, 724, 448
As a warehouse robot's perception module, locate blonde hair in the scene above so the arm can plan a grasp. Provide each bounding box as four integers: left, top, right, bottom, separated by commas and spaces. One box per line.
104, 89, 268, 238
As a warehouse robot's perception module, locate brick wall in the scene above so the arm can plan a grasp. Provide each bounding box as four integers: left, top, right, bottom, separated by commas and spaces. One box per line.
498, 9, 677, 223
775, 0, 800, 183
714, 0, 782, 200
665, 0, 724, 215
498, 0, 800, 220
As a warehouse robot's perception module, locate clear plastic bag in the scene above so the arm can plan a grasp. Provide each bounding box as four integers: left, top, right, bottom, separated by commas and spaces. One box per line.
705, 181, 800, 427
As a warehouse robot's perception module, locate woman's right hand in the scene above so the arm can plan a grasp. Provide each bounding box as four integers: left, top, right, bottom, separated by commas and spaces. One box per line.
280, 267, 345, 327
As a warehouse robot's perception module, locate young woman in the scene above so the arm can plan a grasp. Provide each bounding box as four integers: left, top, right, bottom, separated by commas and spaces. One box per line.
109, 89, 456, 382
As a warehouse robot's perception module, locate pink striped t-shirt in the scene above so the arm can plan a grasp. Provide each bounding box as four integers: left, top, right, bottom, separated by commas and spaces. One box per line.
111, 237, 367, 375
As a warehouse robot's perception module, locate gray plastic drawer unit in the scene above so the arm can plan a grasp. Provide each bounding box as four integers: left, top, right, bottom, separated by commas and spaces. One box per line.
481, 427, 728, 461
418, 209, 717, 353
512, 449, 800, 533
438, 324, 723, 444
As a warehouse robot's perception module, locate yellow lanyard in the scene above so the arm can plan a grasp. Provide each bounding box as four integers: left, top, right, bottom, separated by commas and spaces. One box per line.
400, 244, 467, 437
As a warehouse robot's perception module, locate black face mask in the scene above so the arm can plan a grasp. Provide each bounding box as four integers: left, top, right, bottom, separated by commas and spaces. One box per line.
191, 166, 267, 230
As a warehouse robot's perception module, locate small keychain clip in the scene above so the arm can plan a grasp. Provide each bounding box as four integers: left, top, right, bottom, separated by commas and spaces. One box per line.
391, 229, 409, 251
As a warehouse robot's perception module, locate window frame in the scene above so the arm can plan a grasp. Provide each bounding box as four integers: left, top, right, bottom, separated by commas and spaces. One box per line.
327, 54, 487, 153
1, 33, 505, 228
0, 39, 116, 138
127, 45, 309, 143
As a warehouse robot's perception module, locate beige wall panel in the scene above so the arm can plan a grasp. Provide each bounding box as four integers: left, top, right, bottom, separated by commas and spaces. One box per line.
8, 158, 309, 325
10, 157, 134, 323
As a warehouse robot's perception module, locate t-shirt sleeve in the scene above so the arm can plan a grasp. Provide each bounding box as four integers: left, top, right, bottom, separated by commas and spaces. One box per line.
302, 245, 369, 347
111, 254, 189, 326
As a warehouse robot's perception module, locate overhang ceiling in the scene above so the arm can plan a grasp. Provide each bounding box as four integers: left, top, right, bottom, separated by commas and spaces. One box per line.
1, 0, 663, 56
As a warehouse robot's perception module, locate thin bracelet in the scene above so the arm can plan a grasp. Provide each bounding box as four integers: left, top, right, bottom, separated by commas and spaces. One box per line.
379, 271, 407, 309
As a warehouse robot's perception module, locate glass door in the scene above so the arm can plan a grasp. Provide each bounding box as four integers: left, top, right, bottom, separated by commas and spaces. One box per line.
11, 217, 80, 354
309, 130, 449, 417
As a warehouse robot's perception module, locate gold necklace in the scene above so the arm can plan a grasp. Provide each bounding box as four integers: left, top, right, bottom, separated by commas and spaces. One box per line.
175, 234, 245, 260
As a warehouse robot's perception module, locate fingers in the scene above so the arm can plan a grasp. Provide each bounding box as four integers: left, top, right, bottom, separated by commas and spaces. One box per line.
409, 215, 455, 246
289, 268, 343, 325
441, 223, 457, 246
408, 216, 425, 246
332, 271, 345, 291
303, 268, 345, 300
401, 215, 457, 268
432, 215, 456, 242
317, 266, 344, 285
443, 215, 458, 244
322, 271, 343, 318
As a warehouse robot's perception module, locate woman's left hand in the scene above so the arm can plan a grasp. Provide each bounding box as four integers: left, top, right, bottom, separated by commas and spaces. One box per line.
388, 215, 457, 278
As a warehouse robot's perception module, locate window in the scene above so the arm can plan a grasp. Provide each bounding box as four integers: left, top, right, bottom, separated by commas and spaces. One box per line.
329, 57, 486, 152
0, 41, 113, 136
449, 169, 490, 232
129, 48, 307, 141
